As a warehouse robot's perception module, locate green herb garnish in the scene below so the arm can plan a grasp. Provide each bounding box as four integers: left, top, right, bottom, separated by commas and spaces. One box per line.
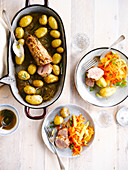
122, 79, 127, 83
69, 117, 73, 126
21, 73, 26, 79
119, 83, 127, 87
112, 62, 118, 65
60, 63, 63, 75
115, 82, 121, 86
97, 83, 103, 87
90, 86, 95, 91
110, 58, 117, 62
104, 60, 110, 67
111, 51, 115, 55
96, 93, 102, 98
70, 144, 74, 150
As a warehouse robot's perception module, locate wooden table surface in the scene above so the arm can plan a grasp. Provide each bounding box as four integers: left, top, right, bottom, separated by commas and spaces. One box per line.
0, 0, 128, 170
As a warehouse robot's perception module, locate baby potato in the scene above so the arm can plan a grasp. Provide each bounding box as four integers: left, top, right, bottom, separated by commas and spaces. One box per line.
28, 64, 37, 75
39, 15, 47, 25
24, 85, 36, 94
48, 16, 58, 29
18, 39, 25, 46
35, 27, 47, 38
54, 116, 64, 125
44, 74, 59, 84
52, 65, 60, 75
25, 95, 43, 105
51, 39, 62, 48
33, 80, 44, 87
52, 53, 62, 64
60, 107, 69, 118
15, 27, 24, 39
99, 87, 117, 97
15, 54, 25, 65
18, 70, 30, 80
96, 77, 107, 87
56, 47, 64, 53
19, 15, 33, 27
50, 30, 60, 38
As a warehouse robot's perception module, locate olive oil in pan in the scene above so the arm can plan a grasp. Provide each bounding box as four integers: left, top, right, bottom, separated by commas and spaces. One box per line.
0, 109, 17, 130
14, 12, 61, 104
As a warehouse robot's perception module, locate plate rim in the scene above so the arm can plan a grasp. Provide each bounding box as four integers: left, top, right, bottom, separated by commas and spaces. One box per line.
41, 104, 95, 158
75, 47, 128, 108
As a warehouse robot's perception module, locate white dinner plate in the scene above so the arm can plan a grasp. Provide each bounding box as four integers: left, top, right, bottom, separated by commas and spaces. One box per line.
75, 48, 128, 107
41, 104, 95, 158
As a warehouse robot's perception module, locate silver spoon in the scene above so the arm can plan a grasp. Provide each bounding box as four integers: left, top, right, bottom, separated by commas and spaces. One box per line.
2, 10, 24, 58
0, 116, 12, 130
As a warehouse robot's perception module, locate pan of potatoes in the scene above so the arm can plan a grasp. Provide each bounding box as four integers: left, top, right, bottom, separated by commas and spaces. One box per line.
0, 0, 67, 119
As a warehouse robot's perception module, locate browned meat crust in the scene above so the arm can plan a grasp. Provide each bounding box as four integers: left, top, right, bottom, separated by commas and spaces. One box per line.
26, 35, 52, 65
85, 77, 95, 87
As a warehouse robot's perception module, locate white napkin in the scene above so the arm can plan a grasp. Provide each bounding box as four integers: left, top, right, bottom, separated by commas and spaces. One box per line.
0, 17, 8, 85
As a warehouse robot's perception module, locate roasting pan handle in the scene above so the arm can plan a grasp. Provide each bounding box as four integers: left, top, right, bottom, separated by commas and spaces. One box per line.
25, 0, 49, 7
25, 106, 47, 120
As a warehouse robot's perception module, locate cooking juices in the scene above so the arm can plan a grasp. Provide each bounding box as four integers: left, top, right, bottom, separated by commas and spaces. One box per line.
0, 109, 17, 130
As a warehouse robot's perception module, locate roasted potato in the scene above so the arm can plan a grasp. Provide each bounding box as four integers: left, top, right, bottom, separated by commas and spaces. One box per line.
24, 85, 36, 94
60, 107, 69, 118
18, 39, 25, 46
54, 116, 64, 125
18, 70, 30, 80
15, 54, 25, 65
48, 16, 58, 29
52, 65, 60, 75
56, 47, 64, 53
25, 95, 43, 105
96, 77, 107, 87
28, 64, 37, 75
35, 27, 47, 38
44, 74, 58, 84
52, 53, 62, 64
15, 27, 24, 39
50, 30, 60, 38
51, 39, 62, 48
33, 80, 44, 87
99, 87, 117, 97
39, 15, 47, 25
19, 15, 33, 27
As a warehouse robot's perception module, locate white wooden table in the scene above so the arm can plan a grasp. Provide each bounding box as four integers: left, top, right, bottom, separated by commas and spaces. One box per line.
0, 0, 128, 170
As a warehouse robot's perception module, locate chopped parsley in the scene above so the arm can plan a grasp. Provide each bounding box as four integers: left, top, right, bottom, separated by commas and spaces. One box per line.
70, 144, 74, 150
69, 117, 73, 126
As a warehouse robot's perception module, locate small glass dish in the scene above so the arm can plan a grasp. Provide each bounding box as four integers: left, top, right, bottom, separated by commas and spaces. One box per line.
116, 107, 128, 126
72, 33, 90, 51
96, 110, 113, 128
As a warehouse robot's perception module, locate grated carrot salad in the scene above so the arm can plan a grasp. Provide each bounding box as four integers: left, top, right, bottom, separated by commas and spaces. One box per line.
98, 51, 128, 86
68, 114, 94, 156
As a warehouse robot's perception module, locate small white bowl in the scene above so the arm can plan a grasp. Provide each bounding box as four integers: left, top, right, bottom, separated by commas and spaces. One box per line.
0, 105, 19, 136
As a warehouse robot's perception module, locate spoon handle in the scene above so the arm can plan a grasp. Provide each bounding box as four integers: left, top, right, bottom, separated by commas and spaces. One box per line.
101, 35, 125, 58
108, 35, 125, 50
2, 10, 16, 41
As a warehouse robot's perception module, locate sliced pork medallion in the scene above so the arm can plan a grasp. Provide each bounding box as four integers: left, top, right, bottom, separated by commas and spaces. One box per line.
26, 35, 52, 65
37, 64, 53, 77
85, 77, 95, 87
55, 135, 70, 149
87, 66, 104, 81
58, 128, 68, 138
